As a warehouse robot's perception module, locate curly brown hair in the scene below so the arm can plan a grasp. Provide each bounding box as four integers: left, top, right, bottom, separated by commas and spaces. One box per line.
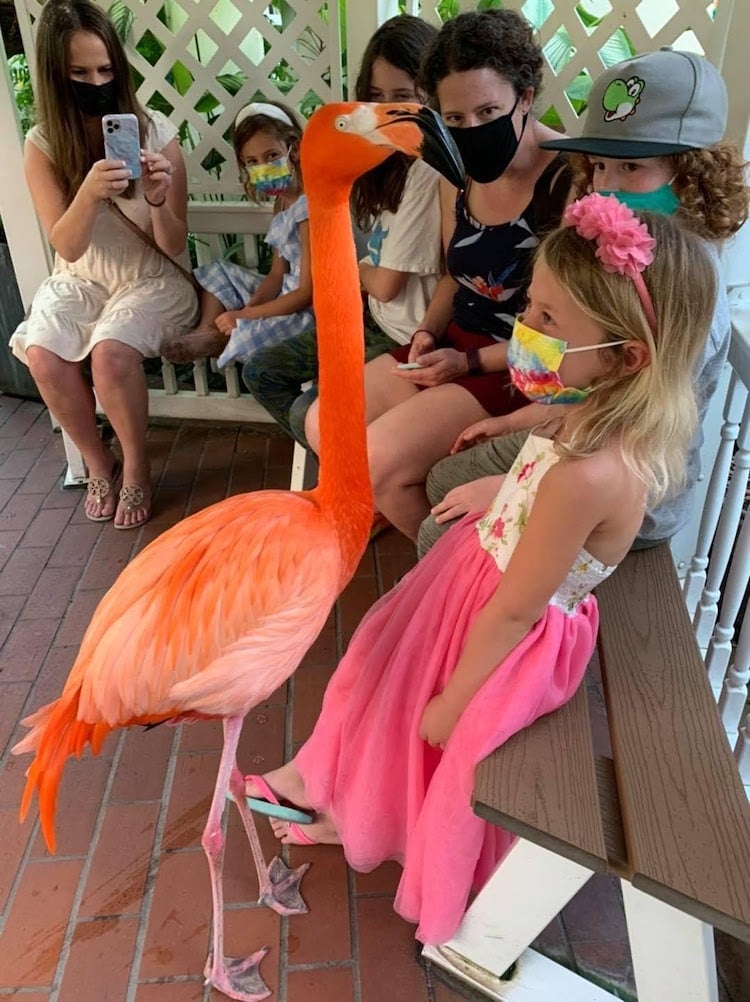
570, 142, 749, 241
418, 9, 543, 102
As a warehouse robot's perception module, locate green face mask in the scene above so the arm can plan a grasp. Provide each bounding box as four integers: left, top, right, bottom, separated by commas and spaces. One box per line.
598, 182, 680, 216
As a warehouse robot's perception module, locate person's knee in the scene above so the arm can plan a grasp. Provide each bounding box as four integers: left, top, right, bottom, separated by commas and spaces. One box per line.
416, 513, 449, 559
25, 346, 62, 385
91, 341, 142, 385
241, 355, 264, 395
289, 390, 317, 448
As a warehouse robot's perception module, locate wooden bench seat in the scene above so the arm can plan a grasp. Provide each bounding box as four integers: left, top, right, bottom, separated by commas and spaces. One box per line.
423, 543, 750, 1002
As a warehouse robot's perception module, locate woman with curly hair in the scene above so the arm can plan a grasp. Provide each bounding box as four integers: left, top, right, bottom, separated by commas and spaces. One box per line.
303, 8, 573, 540
418, 47, 748, 557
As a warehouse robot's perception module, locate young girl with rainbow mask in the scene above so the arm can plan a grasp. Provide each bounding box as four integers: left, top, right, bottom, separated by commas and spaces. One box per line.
162, 101, 313, 369
244, 195, 717, 945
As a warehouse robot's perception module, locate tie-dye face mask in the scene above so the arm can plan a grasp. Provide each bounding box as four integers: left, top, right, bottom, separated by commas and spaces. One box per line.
246, 154, 294, 198
507, 318, 624, 405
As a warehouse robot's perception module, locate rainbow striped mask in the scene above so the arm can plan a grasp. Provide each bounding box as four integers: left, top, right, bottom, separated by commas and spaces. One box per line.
507, 318, 624, 405
247, 155, 294, 198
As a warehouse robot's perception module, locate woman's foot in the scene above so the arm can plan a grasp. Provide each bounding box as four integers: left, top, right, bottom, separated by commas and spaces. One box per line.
114, 480, 152, 530
84, 457, 122, 521
161, 327, 228, 363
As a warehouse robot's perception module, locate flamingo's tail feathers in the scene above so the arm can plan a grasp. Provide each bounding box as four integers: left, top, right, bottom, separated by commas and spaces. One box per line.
14, 695, 111, 853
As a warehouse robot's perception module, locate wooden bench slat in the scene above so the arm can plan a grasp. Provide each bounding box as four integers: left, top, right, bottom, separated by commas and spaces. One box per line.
473, 683, 610, 872
596, 544, 750, 942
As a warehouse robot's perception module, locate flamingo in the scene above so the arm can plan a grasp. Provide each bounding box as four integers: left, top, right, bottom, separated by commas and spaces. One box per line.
12, 102, 463, 1002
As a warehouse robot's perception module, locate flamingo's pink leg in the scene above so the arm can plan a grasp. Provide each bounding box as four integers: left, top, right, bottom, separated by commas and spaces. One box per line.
227, 768, 310, 916
202, 715, 270, 1002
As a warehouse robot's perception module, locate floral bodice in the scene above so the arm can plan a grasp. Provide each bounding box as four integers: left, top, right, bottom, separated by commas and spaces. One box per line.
476, 434, 617, 613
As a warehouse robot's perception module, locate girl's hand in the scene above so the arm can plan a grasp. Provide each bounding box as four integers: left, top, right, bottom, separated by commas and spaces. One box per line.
408, 329, 436, 363
431, 477, 504, 524
396, 348, 468, 387
215, 310, 243, 335
81, 158, 132, 202
140, 150, 173, 205
419, 693, 461, 747
452, 416, 513, 454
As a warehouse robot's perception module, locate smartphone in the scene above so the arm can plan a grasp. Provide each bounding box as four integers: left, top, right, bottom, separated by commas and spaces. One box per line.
397, 362, 423, 370
102, 113, 142, 179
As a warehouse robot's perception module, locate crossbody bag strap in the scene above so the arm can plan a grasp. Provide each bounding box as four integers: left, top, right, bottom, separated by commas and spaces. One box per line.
106, 198, 201, 293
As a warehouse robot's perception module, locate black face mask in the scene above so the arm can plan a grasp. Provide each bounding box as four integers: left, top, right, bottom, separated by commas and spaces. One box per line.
448, 97, 527, 184
70, 79, 119, 117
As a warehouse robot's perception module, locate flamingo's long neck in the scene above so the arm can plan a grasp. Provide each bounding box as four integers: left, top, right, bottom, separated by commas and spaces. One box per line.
307, 180, 373, 573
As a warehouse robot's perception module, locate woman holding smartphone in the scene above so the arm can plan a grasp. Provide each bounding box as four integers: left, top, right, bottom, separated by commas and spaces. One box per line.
10, 0, 197, 530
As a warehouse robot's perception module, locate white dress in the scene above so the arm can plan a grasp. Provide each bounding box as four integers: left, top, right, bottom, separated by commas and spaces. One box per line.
10, 110, 199, 364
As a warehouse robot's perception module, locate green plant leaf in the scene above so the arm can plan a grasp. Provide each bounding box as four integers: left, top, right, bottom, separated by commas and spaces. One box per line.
170, 61, 194, 97
108, 0, 134, 42
215, 72, 247, 97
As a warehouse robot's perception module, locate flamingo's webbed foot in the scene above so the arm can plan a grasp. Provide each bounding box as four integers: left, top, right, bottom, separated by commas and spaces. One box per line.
204, 947, 271, 1001
259, 855, 310, 915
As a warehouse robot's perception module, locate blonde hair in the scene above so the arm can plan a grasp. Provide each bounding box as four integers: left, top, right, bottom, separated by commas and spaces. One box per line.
570, 142, 749, 241
540, 212, 717, 504
233, 100, 303, 203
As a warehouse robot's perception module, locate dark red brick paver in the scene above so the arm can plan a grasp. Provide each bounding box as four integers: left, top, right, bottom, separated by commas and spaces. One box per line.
0, 395, 746, 1002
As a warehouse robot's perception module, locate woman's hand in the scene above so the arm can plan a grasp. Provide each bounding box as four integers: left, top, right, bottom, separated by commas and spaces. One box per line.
431, 477, 504, 524
396, 347, 468, 387
80, 158, 132, 202
140, 150, 174, 205
419, 692, 462, 748
407, 329, 436, 363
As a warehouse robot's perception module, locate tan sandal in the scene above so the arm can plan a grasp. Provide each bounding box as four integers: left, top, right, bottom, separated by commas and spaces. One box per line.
114, 483, 152, 531
85, 461, 122, 522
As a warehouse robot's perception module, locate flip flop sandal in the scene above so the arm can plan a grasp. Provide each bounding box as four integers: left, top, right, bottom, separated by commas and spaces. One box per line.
114, 483, 152, 531
240, 774, 317, 845
85, 461, 122, 522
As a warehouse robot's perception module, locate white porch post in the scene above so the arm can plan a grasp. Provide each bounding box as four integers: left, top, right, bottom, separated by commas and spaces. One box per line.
0, 31, 51, 309
345, 0, 400, 97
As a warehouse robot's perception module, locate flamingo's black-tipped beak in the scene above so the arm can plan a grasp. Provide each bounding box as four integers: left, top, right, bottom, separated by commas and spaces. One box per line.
377, 106, 465, 190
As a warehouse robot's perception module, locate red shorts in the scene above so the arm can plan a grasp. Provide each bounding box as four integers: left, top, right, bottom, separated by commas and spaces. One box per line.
389, 321, 526, 417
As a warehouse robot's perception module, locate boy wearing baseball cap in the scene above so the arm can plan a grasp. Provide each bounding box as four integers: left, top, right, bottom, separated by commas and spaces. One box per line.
418, 47, 748, 556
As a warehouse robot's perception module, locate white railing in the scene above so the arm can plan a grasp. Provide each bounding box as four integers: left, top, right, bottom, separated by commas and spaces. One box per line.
683, 289, 750, 791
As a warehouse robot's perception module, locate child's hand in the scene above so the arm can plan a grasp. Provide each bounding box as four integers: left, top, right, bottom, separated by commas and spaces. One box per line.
215, 310, 243, 335
419, 693, 461, 747
431, 477, 504, 525
452, 416, 513, 454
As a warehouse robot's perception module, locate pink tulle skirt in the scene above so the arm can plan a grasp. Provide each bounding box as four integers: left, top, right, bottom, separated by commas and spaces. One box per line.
295, 514, 598, 944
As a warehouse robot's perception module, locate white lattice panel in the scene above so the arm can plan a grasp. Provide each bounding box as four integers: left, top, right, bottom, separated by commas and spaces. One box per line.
399, 0, 736, 143
15, 0, 343, 197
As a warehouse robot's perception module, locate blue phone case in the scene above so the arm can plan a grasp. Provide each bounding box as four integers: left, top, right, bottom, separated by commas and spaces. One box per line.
102, 114, 142, 179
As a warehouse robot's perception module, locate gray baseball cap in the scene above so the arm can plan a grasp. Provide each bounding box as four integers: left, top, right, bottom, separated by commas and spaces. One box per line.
540, 48, 728, 158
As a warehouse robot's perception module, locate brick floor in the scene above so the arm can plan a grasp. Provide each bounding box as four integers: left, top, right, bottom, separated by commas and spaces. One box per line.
0, 394, 747, 1002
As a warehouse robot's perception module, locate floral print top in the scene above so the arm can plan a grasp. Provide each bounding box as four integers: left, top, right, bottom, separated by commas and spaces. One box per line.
476, 434, 617, 613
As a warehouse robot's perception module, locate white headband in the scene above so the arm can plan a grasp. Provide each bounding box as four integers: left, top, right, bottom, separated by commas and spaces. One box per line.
234, 102, 294, 129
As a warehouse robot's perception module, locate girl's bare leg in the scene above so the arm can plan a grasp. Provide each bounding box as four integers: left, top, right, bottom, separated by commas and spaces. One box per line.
161, 291, 228, 362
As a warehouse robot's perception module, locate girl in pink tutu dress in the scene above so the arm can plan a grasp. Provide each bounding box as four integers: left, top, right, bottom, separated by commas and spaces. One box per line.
244, 195, 717, 945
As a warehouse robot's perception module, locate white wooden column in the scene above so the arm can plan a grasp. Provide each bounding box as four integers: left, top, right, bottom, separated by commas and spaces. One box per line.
0, 30, 50, 308
346, 0, 400, 96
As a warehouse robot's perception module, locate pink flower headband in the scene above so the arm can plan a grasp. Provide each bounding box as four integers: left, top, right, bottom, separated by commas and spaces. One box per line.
563, 193, 657, 336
